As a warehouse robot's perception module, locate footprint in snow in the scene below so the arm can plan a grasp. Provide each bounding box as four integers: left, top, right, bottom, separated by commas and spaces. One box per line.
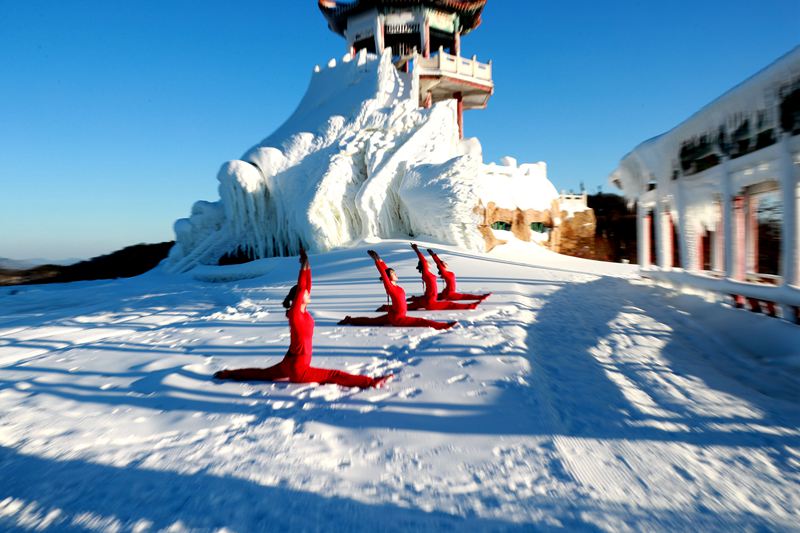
368, 390, 395, 403
673, 465, 695, 482
291, 384, 318, 399
446, 374, 469, 384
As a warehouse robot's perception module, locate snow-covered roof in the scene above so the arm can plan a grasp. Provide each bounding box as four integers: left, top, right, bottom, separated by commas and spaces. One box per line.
319, 0, 487, 36
609, 45, 800, 198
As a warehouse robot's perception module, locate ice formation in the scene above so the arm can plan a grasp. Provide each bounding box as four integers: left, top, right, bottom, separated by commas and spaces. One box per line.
167, 49, 557, 272
609, 45, 800, 233
477, 158, 558, 213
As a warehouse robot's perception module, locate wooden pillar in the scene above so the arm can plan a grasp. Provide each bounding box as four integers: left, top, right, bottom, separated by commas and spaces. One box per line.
668, 213, 676, 268
644, 213, 653, 267
733, 195, 746, 310
638, 203, 649, 267
375, 16, 385, 53
454, 91, 463, 139
697, 226, 704, 271
779, 133, 798, 287
733, 195, 746, 281
747, 194, 759, 274
779, 133, 799, 322
675, 180, 690, 269
714, 202, 724, 271
722, 158, 734, 278
654, 200, 664, 268
454, 30, 461, 56
423, 90, 432, 109
423, 19, 430, 58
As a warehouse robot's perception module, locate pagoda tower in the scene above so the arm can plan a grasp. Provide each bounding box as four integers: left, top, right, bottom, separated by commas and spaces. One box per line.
318, 0, 494, 138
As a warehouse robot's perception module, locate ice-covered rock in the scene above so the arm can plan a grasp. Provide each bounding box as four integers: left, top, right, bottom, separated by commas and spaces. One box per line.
167, 49, 557, 271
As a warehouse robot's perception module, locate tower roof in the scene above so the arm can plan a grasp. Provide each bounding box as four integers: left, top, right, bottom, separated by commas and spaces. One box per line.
318, 0, 487, 37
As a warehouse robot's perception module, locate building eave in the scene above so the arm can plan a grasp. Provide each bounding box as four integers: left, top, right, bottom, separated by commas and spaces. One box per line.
318, 0, 487, 37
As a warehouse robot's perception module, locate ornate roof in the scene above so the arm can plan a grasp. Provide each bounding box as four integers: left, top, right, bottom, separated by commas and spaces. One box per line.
318, 0, 487, 36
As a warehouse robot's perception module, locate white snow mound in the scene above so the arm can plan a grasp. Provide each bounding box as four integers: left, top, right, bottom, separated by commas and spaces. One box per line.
167, 49, 554, 271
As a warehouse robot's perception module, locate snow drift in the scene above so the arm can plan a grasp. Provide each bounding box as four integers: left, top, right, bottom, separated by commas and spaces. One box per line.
167, 49, 556, 272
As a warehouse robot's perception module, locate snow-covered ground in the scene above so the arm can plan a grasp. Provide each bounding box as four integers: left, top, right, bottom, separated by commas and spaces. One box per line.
1, 239, 799, 531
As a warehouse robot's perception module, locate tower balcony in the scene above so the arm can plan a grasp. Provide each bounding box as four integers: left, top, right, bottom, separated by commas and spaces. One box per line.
413, 47, 494, 110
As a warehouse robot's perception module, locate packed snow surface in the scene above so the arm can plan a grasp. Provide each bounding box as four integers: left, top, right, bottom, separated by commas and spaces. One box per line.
1, 239, 799, 531
167, 50, 558, 272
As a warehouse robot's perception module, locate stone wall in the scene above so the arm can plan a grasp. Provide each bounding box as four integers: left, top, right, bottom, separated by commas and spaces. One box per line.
552, 210, 597, 258
477, 224, 505, 252
481, 202, 554, 247
476, 200, 598, 257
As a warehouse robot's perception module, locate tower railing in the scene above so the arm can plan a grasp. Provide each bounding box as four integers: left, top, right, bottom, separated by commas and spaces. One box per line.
415, 47, 493, 84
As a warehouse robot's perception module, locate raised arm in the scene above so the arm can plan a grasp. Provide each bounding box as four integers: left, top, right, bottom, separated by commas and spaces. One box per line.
368, 250, 392, 289
288, 247, 312, 316
411, 243, 429, 273
427, 248, 446, 271
297, 245, 311, 294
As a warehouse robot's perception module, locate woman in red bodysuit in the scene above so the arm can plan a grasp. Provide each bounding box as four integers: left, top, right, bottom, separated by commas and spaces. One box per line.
428, 248, 491, 301
214, 248, 392, 388
339, 250, 456, 330
378, 243, 479, 312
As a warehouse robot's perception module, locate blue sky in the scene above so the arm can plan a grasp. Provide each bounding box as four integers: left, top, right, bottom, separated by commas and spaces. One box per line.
1, 0, 798, 260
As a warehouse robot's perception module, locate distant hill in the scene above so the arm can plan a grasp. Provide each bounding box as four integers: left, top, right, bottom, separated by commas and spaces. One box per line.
0, 257, 82, 270
0, 242, 174, 286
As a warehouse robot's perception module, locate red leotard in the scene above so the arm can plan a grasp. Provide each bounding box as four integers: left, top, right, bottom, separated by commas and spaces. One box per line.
343, 257, 455, 329
378, 259, 408, 321
382, 249, 477, 311
429, 250, 491, 302
216, 264, 377, 387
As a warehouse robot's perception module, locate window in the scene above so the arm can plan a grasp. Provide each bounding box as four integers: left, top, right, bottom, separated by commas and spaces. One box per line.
701, 230, 713, 271
353, 36, 376, 55
492, 221, 511, 231
530, 222, 547, 233
755, 191, 782, 276
383, 29, 420, 57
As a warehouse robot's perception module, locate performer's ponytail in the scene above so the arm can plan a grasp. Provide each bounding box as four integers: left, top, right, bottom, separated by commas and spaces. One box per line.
283, 285, 298, 310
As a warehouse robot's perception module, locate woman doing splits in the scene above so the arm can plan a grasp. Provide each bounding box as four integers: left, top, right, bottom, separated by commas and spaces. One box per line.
428, 248, 492, 301
214, 248, 392, 388
339, 250, 456, 330
378, 243, 479, 312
